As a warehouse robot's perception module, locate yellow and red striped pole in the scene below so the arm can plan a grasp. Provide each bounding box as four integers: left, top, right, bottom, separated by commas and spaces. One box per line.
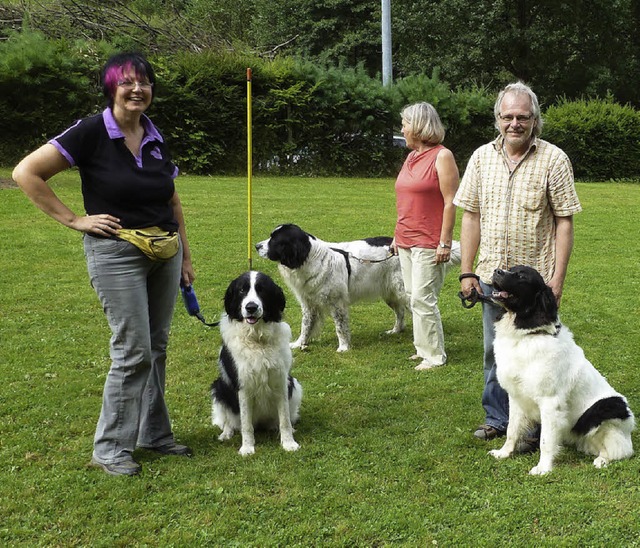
246, 68, 253, 271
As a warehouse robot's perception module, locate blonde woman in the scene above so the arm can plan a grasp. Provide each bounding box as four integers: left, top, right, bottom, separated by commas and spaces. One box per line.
391, 102, 459, 371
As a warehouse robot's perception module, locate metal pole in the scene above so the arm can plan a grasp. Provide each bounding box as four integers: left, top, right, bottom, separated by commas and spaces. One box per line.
246, 67, 253, 271
381, 0, 392, 86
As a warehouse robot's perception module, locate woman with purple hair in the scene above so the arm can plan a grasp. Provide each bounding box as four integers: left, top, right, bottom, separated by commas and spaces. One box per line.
13, 52, 195, 476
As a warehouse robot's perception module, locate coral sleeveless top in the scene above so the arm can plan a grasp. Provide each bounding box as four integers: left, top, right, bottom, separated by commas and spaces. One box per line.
394, 145, 445, 249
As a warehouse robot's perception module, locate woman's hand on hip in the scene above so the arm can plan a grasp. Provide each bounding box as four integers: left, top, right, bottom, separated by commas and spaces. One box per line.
72, 214, 122, 236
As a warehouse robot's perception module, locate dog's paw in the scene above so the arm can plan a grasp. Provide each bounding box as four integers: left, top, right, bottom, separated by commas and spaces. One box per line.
239, 445, 255, 456
593, 456, 609, 469
218, 430, 234, 442
282, 440, 300, 452
290, 340, 307, 351
385, 327, 404, 335
336, 345, 350, 352
529, 464, 552, 476
489, 449, 511, 460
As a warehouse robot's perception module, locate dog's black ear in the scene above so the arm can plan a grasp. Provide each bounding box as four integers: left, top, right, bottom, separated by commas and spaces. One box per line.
274, 282, 286, 314
537, 285, 558, 323
262, 275, 286, 322
223, 277, 240, 319
277, 234, 311, 269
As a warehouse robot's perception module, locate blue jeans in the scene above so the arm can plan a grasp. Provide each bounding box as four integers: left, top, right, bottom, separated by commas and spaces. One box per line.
480, 280, 509, 432
84, 235, 182, 464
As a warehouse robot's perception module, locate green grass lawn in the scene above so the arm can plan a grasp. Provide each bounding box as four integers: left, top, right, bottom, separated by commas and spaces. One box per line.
1, 169, 639, 546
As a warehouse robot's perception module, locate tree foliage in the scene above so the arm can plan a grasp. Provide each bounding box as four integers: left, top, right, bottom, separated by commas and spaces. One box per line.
250, 0, 640, 106
3, 1, 640, 179
0, 30, 105, 161
393, 0, 637, 105
5, 0, 640, 105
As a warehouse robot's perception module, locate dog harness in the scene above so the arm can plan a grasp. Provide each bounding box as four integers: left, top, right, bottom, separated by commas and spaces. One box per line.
330, 247, 352, 278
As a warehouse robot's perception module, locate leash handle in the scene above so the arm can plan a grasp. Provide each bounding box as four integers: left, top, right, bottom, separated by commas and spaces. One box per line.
458, 287, 493, 309
458, 290, 478, 308
180, 282, 220, 327
180, 282, 201, 316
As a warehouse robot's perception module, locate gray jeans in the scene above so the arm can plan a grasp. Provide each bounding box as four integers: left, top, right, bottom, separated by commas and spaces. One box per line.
84, 235, 182, 464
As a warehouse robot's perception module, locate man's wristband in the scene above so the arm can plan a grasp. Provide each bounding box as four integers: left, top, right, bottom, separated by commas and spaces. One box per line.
459, 272, 480, 282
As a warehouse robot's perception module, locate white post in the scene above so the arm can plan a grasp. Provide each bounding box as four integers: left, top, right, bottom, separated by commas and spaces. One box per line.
381, 0, 392, 86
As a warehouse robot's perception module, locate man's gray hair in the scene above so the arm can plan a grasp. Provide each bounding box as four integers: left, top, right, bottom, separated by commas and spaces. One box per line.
494, 82, 543, 137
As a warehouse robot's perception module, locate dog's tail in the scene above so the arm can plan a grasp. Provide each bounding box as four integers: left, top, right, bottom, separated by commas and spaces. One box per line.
288, 376, 303, 425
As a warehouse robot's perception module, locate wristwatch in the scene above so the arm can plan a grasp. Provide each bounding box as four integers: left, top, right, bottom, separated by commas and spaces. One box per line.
439, 242, 451, 249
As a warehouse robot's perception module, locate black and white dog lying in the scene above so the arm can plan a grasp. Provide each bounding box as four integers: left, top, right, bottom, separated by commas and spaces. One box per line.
211, 271, 302, 456
255, 224, 411, 352
488, 265, 634, 475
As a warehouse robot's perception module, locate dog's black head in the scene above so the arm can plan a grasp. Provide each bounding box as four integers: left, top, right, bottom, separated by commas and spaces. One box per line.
224, 271, 286, 324
255, 224, 316, 269
491, 265, 558, 329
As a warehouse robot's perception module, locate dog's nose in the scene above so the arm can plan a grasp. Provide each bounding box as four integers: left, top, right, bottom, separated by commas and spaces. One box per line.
494, 269, 506, 276
255, 243, 262, 251
245, 302, 259, 314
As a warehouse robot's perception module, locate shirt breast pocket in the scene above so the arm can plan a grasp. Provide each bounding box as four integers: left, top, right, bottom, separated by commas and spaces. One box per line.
515, 175, 548, 212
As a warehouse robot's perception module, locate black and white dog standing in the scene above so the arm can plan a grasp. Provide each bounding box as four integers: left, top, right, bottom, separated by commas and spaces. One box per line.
488, 265, 634, 475
211, 271, 302, 456
255, 224, 411, 352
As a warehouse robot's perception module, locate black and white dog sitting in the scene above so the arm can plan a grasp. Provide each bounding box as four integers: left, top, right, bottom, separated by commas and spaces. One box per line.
211, 271, 302, 456
488, 265, 634, 475
255, 224, 413, 352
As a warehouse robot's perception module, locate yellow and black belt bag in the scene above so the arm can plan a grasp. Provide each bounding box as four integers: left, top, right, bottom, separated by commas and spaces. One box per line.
116, 226, 180, 261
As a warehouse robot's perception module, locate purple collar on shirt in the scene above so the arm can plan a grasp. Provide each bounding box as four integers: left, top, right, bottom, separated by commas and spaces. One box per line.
102, 108, 163, 144
103, 108, 176, 174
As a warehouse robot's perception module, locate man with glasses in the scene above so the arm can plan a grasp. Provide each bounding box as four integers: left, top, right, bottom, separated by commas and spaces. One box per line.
454, 82, 582, 448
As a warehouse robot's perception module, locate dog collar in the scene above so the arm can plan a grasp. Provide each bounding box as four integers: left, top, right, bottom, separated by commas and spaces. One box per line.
528, 323, 561, 337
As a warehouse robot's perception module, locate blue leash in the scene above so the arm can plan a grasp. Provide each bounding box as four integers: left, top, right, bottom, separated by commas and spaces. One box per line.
180, 282, 220, 326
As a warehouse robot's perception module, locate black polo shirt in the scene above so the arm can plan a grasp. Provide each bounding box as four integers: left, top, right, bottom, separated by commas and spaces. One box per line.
50, 108, 179, 231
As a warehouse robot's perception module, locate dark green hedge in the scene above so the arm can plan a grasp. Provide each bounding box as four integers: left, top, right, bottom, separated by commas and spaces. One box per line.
543, 97, 640, 180
0, 32, 105, 164
2, 31, 639, 180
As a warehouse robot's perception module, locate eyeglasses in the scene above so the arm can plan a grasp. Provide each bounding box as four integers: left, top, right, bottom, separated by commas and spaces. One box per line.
117, 80, 153, 91
498, 114, 533, 124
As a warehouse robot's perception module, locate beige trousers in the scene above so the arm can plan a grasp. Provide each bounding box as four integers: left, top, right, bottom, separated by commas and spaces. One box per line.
398, 246, 447, 366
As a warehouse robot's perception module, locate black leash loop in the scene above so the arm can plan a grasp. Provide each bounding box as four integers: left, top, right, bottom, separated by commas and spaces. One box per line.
458, 288, 493, 309
194, 312, 220, 327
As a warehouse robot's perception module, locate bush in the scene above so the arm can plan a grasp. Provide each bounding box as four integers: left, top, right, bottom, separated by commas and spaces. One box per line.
543, 97, 640, 180
278, 62, 401, 176
0, 30, 108, 165
154, 56, 404, 176
3, 30, 639, 180
151, 50, 255, 175
393, 71, 495, 170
